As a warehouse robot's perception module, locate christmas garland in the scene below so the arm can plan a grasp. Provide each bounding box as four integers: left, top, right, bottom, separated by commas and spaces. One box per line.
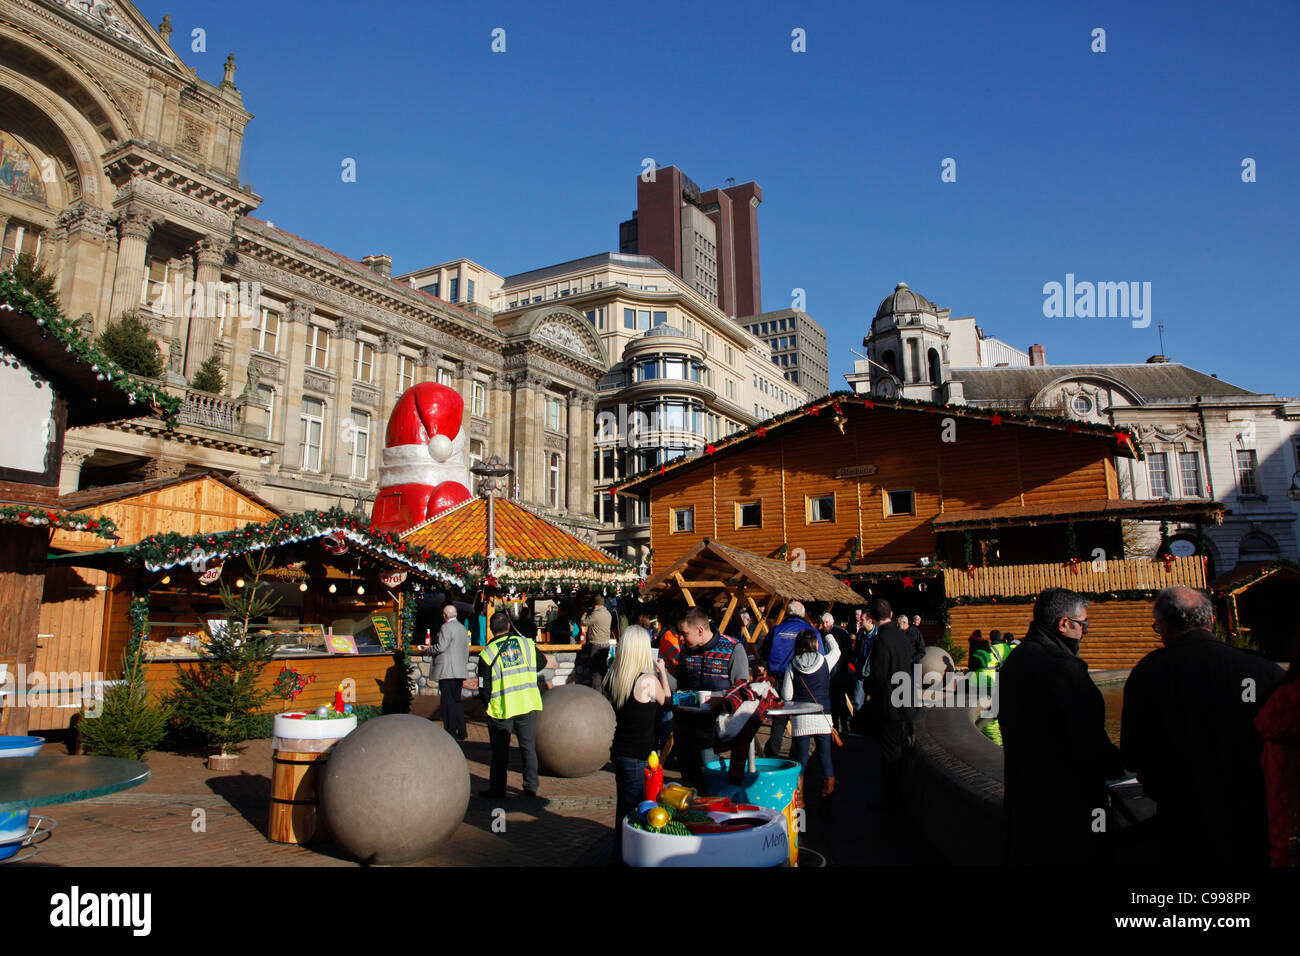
123, 592, 150, 682
613, 389, 1144, 493
124, 509, 643, 594
0, 505, 118, 539
128, 509, 467, 588
0, 273, 181, 426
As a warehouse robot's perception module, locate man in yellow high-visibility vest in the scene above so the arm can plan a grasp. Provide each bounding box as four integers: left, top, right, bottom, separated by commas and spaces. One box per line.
477, 610, 546, 798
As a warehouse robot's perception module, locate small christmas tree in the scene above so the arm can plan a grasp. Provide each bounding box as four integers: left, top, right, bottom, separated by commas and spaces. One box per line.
190, 353, 224, 394
97, 313, 165, 379
10, 252, 59, 311
165, 551, 280, 759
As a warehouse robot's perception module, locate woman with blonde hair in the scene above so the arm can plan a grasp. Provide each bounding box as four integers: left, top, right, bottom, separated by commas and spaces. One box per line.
602, 624, 670, 864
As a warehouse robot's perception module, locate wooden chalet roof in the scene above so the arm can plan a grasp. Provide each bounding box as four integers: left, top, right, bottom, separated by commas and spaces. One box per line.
641, 538, 861, 605
931, 497, 1224, 530
615, 391, 1142, 498
401, 496, 617, 564
52, 473, 281, 553
1210, 560, 1300, 596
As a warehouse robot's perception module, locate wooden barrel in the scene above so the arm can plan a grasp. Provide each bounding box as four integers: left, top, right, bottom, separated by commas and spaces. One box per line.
269, 745, 333, 844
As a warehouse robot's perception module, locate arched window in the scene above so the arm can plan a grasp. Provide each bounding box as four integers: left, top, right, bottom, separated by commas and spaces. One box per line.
881, 349, 898, 376
927, 348, 942, 384
1239, 532, 1279, 562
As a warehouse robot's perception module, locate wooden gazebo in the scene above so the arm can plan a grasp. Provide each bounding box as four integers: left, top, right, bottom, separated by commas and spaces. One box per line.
639, 538, 862, 644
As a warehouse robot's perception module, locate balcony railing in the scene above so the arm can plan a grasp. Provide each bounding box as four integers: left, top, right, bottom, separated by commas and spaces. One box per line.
178, 389, 243, 433
942, 554, 1206, 599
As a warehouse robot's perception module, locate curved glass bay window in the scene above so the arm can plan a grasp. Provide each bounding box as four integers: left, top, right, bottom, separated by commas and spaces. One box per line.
634, 354, 706, 383
634, 398, 706, 438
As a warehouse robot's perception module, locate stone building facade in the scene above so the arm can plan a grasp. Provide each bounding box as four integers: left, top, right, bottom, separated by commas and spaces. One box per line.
0, 0, 601, 537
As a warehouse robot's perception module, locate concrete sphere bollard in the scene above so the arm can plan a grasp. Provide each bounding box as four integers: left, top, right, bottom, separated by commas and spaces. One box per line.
918, 646, 958, 703
320, 714, 469, 865
534, 684, 616, 777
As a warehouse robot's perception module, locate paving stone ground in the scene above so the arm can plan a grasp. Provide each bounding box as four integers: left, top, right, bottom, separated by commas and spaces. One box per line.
17, 697, 927, 867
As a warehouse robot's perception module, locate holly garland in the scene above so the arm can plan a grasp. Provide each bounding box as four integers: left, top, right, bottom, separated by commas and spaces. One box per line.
124, 508, 643, 593
0, 505, 118, 540
614, 389, 1144, 493
0, 272, 181, 426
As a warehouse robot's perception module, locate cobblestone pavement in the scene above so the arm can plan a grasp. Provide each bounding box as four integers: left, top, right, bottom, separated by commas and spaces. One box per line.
18, 700, 925, 867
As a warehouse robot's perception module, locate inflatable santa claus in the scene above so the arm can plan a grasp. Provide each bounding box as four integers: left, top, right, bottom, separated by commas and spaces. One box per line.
370, 382, 472, 533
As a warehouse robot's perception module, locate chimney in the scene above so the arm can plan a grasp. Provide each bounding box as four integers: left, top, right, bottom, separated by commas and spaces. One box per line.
361, 254, 392, 278
1028, 344, 1046, 366
1146, 354, 1170, 364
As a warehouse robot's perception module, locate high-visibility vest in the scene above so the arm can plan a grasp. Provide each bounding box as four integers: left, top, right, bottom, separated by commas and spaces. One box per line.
480, 634, 543, 719
991, 642, 1011, 666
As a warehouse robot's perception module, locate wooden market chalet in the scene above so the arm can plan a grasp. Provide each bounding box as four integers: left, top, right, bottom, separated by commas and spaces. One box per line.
614, 392, 1223, 670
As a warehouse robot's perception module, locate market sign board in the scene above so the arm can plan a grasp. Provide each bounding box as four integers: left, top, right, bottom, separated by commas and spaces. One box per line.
326, 634, 359, 655
370, 613, 396, 650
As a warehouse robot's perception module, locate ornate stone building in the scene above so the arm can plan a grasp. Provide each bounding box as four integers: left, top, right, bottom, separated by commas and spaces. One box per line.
0, 0, 601, 536
846, 281, 1300, 574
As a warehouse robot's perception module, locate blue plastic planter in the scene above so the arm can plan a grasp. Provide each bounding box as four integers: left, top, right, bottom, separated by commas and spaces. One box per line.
0, 735, 44, 859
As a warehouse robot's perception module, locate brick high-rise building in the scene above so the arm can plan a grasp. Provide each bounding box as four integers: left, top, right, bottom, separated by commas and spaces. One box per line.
619, 166, 762, 319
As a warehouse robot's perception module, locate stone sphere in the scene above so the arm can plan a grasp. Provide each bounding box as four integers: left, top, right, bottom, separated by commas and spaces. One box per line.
534, 684, 616, 777
918, 646, 958, 703
320, 714, 469, 865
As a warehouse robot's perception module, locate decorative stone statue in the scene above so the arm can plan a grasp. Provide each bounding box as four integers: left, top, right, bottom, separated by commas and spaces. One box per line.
221, 54, 237, 88
240, 359, 262, 399
168, 337, 182, 374
77, 312, 94, 340
157, 14, 172, 43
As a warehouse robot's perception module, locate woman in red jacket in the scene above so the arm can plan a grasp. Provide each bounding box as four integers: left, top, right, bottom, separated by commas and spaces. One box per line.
1256, 638, 1300, 867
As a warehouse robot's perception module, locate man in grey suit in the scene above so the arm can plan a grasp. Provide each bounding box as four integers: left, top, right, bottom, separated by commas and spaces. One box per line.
432, 604, 470, 741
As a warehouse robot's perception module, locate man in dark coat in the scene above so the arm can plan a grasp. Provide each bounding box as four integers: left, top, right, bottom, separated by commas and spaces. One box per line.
999, 588, 1123, 866
861, 598, 923, 808
1122, 586, 1283, 867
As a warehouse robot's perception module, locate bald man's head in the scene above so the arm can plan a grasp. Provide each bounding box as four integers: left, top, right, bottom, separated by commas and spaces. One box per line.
1152, 586, 1214, 645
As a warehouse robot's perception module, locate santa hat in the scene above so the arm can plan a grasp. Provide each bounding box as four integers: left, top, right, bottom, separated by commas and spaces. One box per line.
371, 382, 472, 532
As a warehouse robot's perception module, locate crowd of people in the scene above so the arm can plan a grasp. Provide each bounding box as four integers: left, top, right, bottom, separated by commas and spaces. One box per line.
425, 584, 1300, 868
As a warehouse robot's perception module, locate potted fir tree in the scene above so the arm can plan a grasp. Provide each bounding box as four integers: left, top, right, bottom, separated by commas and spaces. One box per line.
166, 552, 279, 770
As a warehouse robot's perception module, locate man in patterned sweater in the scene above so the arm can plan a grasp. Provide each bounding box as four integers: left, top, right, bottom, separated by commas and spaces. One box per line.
668, 606, 750, 784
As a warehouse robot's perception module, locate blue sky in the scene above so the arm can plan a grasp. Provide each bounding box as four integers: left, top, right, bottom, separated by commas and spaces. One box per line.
137, 0, 1299, 395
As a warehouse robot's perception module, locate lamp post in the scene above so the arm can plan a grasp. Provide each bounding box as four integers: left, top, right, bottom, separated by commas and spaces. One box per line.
472, 455, 514, 637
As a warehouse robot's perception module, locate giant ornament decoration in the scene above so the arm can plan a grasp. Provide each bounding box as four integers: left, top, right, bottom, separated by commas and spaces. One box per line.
534, 684, 616, 777
319, 714, 470, 865
370, 382, 472, 534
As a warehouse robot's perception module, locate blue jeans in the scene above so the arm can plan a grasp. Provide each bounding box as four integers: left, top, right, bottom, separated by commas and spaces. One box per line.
611, 755, 647, 864
792, 734, 834, 779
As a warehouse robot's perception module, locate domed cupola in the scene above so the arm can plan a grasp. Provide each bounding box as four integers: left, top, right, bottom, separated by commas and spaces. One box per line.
874, 282, 937, 325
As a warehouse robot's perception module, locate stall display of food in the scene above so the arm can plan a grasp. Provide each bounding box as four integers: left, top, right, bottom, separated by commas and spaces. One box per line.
142, 621, 332, 660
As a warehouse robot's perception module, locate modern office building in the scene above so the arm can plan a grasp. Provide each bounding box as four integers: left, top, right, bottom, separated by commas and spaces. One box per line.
618, 165, 762, 319
491, 252, 808, 560
740, 308, 831, 397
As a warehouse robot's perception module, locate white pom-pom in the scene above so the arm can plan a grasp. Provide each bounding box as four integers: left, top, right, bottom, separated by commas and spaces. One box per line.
428, 433, 453, 462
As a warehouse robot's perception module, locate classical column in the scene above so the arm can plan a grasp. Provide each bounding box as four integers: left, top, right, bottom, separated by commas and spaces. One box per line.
184, 234, 225, 378
59, 448, 93, 495
456, 359, 478, 436
489, 370, 510, 461
532, 376, 549, 506
108, 204, 158, 319
580, 394, 596, 511
508, 371, 534, 502
566, 391, 583, 513
330, 316, 360, 480
375, 333, 403, 441
280, 300, 312, 468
